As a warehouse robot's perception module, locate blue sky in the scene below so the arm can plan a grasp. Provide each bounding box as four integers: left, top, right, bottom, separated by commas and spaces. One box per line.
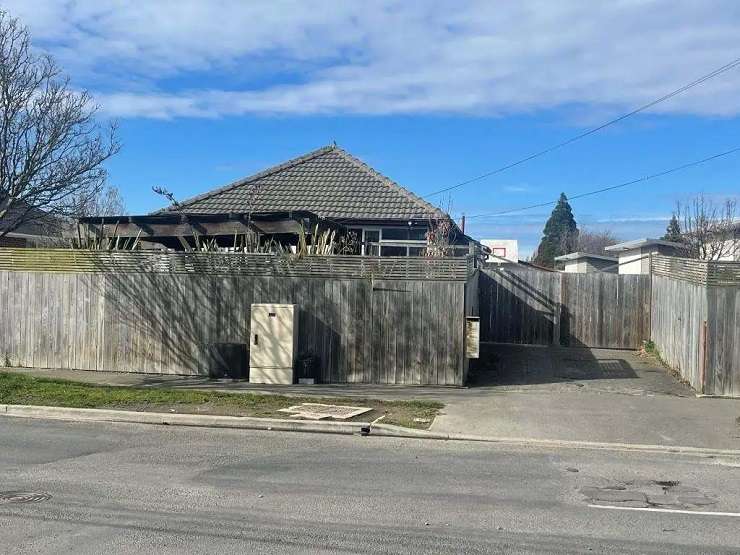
7, 1, 740, 257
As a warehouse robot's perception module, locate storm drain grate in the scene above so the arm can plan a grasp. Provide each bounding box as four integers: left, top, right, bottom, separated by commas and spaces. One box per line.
0, 491, 52, 504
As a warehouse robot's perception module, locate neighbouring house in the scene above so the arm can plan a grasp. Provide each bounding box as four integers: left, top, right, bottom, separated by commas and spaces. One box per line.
81, 144, 477, 256
605, 238, 684, 274
0, 203, 64, 247
554, 252, 617, 273
715, 221, 740, 261
481, 239, 518, 263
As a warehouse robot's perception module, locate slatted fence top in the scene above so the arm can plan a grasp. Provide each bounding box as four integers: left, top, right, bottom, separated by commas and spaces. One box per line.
652, 254, 740, 286
0, 248, 473, 281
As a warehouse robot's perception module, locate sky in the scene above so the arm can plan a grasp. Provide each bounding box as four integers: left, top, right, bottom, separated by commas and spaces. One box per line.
6, 0, 740, 257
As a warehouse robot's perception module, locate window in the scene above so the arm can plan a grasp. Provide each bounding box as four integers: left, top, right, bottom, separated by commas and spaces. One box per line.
358, 226, 429, 257
409, 227, 428, 241
380, 227, 428, 240
380, 245, 407, 257
363, 230, 380, 243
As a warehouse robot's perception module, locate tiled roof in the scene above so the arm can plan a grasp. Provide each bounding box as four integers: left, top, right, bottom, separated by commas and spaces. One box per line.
162, 145, 448, 221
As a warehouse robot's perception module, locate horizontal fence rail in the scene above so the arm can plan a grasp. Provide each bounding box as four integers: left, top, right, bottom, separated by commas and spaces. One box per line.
651, 254, 740, 286
0, 248, 473, 281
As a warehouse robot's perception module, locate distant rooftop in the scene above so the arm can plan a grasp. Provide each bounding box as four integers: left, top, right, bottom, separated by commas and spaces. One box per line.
554, 252, 617, 262
605, 238, 684, 252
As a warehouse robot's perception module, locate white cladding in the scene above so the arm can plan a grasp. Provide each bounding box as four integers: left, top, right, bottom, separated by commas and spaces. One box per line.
249, 303, 298, 384
618, 249, 646, 274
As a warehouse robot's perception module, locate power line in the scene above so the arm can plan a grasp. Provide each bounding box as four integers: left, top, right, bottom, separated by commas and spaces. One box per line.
464, 146, 740, 220
423, 56, 740, 199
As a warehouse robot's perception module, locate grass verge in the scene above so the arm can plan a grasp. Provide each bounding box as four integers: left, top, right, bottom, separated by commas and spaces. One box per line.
0, 372, 443, 430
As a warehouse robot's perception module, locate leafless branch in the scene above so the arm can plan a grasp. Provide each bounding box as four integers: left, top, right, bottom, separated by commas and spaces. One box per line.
0, 11, 119, 237
677, 194, 739, 260
575, 228, 621, 256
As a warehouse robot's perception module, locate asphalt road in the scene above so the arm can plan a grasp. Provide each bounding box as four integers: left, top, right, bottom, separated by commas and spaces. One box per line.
2, 417, 740, 554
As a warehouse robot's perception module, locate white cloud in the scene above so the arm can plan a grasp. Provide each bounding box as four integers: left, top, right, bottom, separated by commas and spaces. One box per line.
5, 0, 740, 119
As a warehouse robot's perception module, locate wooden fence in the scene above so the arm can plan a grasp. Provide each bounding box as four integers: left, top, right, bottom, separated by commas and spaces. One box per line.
479, 257, 738, 396
478, 267, 651, 349
0, 249, 477, 385
0, 248, 473, 281
651, 273, 739, 396
652, 255, 740, 286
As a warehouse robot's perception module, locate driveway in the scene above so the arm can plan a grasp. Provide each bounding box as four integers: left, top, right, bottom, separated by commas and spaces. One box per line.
431, 344, 740, 450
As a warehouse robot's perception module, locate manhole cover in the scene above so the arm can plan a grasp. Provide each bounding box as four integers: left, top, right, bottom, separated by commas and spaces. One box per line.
580, 480, 717, 510
278, 403, 372, 420
0, 491, 52, 504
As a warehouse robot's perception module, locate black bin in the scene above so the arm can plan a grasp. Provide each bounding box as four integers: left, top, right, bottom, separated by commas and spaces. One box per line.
208, 343, 249, 379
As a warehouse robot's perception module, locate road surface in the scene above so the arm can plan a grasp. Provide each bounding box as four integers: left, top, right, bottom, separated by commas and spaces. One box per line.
1, 417, 740, 553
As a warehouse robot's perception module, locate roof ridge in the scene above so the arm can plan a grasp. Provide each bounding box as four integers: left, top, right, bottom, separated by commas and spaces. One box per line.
330, 147, 448, 220
155, 145, 336, 214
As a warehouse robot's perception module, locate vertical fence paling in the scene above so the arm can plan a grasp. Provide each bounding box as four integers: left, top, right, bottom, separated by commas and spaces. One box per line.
477, 267, 650, 349
650, 255, 740, 396
0, 248, 476, 385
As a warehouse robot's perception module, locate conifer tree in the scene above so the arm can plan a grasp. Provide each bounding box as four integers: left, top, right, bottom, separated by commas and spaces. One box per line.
662, 213, 682, 242
533, 193, 578, 268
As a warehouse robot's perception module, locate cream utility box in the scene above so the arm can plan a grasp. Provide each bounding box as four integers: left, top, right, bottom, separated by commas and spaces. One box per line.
249, 304, 298, 384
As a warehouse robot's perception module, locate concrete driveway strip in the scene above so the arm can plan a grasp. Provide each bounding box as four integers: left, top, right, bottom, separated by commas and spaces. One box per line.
2, 418, 740, 554
431, 390, 740, 451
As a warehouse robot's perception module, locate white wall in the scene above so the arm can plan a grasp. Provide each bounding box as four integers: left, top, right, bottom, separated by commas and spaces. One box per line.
563, 260, 583, 273
618, 248, 645, 274
482, 239, 519, 263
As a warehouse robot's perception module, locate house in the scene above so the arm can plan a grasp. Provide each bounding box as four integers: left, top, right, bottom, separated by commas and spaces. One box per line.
0, 203, 64, 247
481, 239, 518, 263
604, 238, 684, 274
554, 252, 617, 273
131, 144, 474, 256
715, 221, 740, 261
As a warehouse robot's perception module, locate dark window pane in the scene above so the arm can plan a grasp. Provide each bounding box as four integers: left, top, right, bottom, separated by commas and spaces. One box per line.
366, 244, 380, 256
364, 230, 380, 243
380, 245, 407, 257
408, 246, 426, 257
409, 227, 428, 241
381, 228, 409, 240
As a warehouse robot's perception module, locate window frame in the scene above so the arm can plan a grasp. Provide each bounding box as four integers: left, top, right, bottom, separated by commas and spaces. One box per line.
358, 225, 429, 257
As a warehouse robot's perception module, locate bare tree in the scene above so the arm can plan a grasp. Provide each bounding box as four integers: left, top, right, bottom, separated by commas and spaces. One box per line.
425, 218, 456, 257
677, 194, 739, 260
575, 228, 621, 255
72, 184, 126, 217
0, 12, 119, 237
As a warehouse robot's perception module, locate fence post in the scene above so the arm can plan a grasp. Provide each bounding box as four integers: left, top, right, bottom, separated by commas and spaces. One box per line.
553, 272, 563, 346
700, 319, 708, 394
